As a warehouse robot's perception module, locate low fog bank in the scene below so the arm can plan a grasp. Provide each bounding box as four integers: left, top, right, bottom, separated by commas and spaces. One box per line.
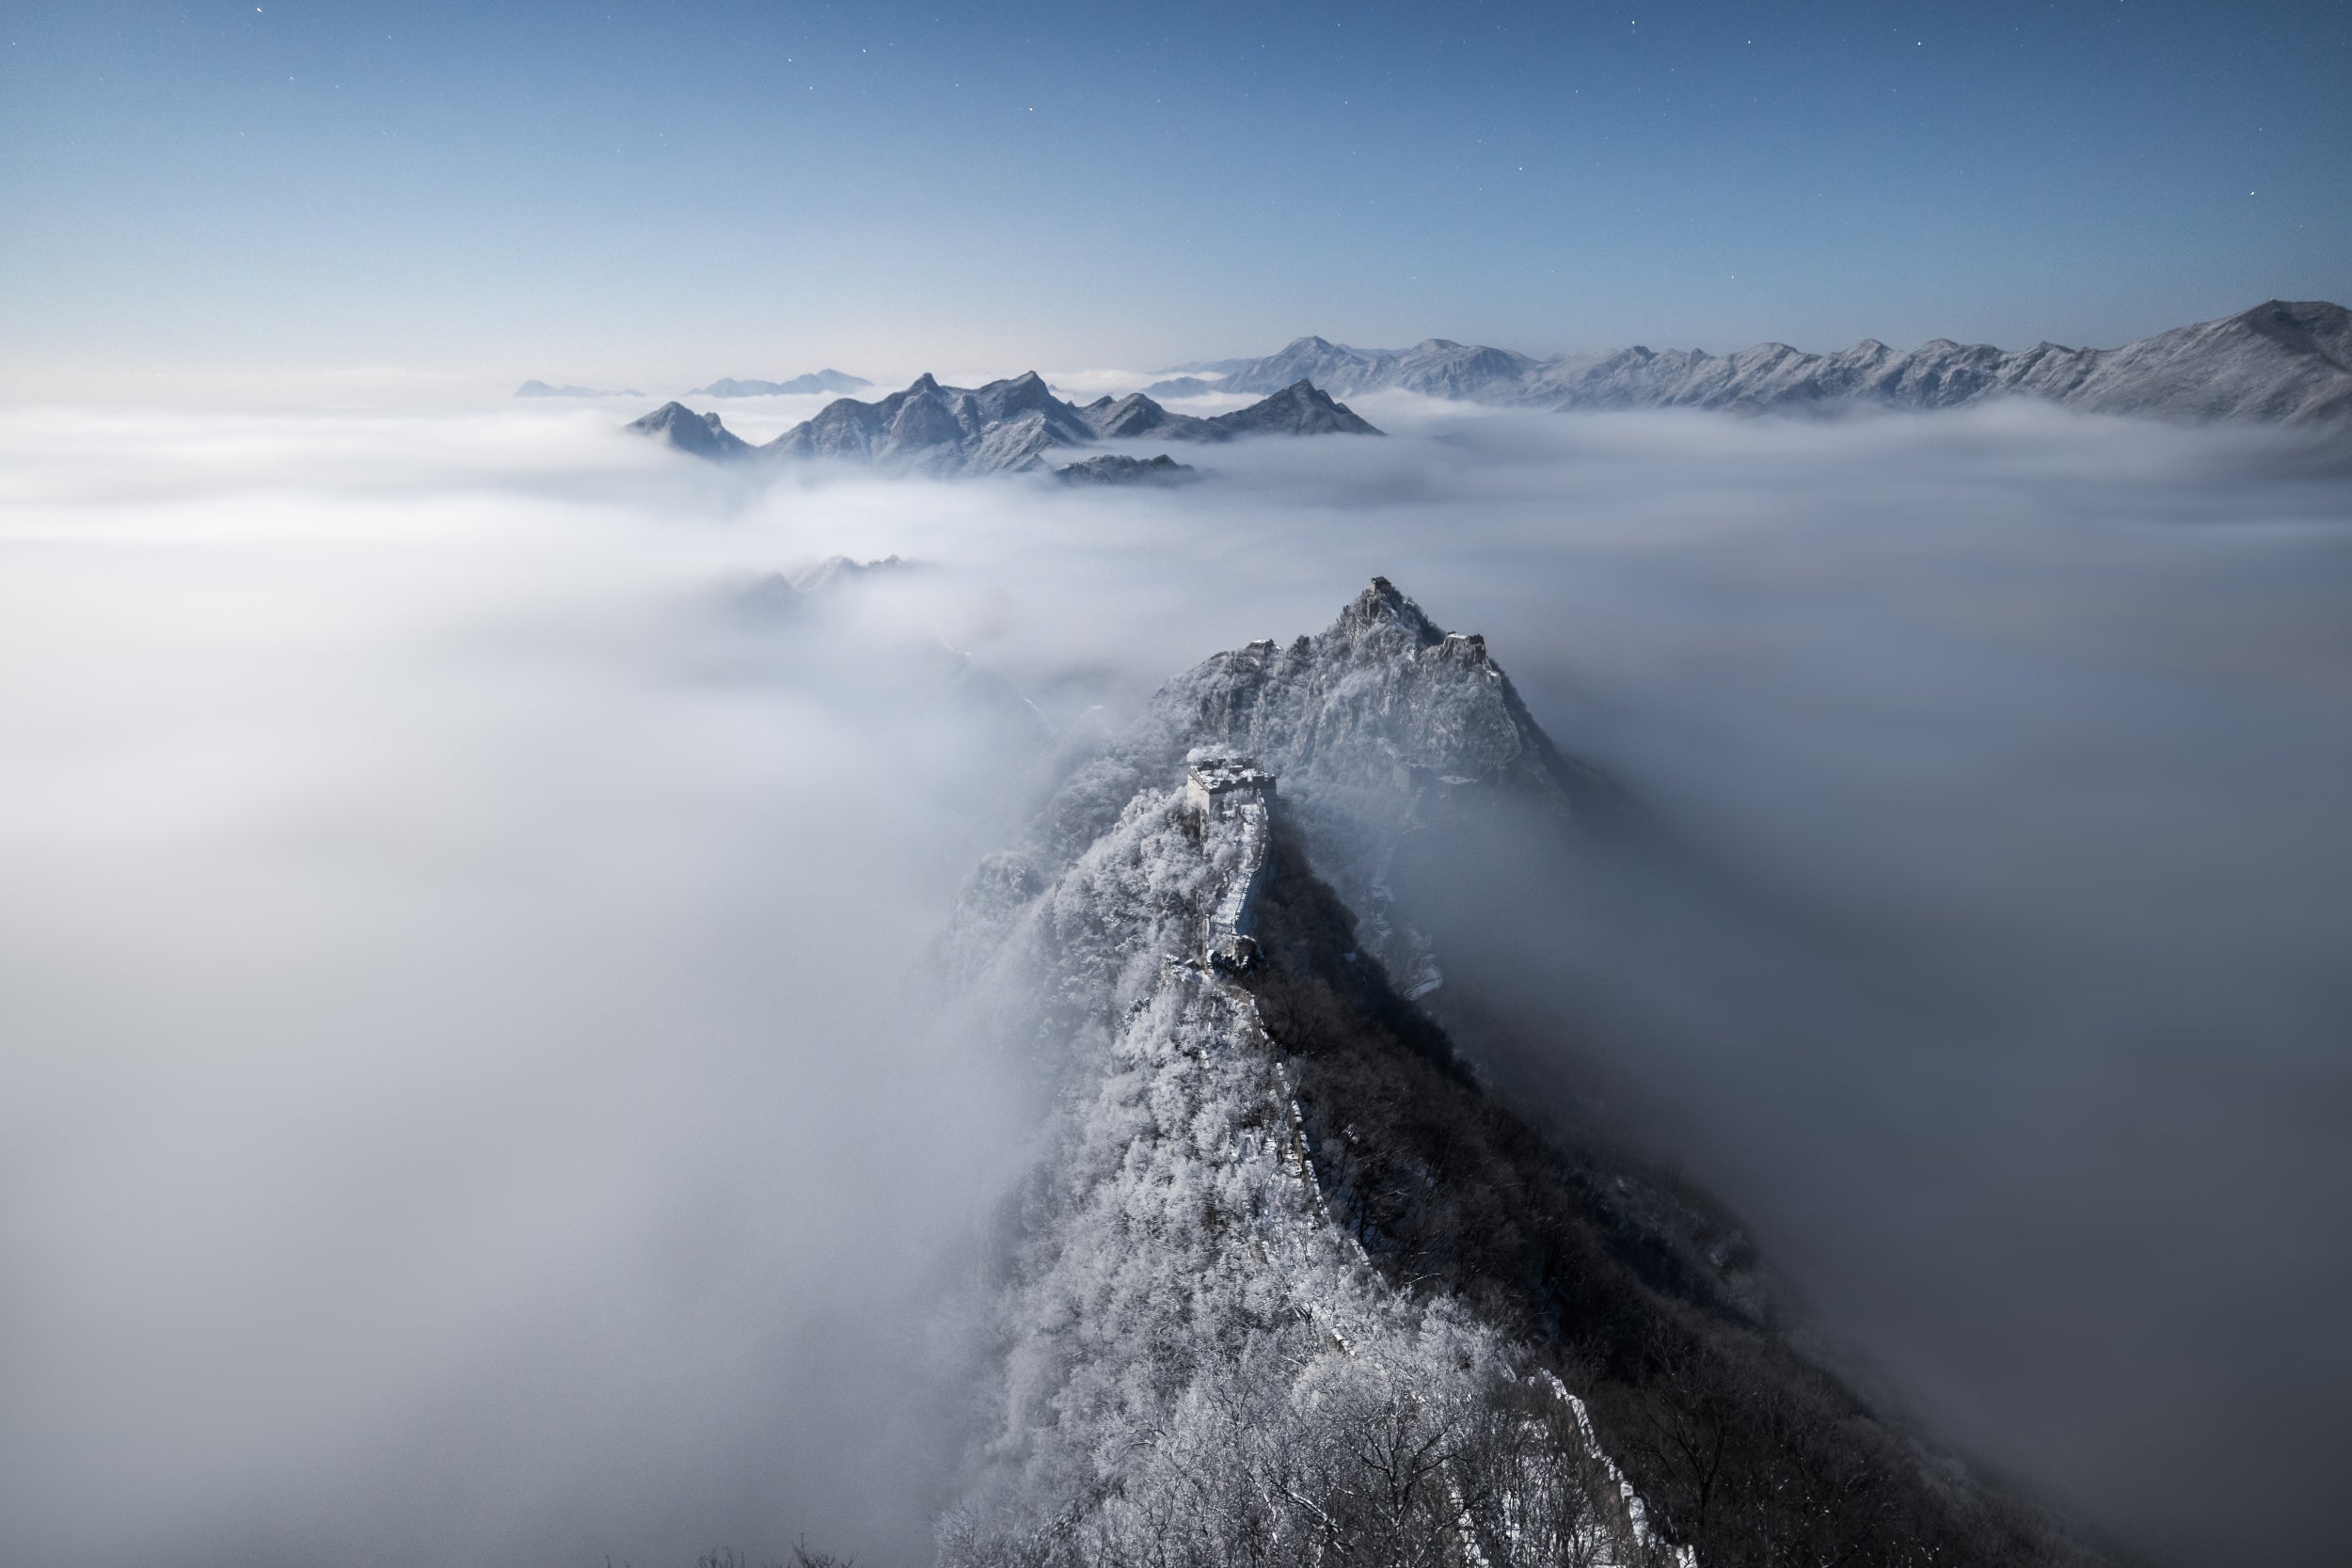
3, 398, 2347, 1566
0, 405, 1046, 1568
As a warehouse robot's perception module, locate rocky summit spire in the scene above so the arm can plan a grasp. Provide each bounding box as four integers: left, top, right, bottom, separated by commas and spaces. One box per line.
1331, 575, 1441, 649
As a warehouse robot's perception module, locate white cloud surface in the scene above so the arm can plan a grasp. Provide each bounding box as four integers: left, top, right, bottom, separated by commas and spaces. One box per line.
2, 395, 2347, 1567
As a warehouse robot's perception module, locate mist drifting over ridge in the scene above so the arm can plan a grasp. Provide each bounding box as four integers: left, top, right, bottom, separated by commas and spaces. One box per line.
2, 394, 2349, 1568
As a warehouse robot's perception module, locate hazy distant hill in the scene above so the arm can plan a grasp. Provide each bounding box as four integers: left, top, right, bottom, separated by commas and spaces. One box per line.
690, 370, 872, 397
624, 402, 754, 460
515, 379, 642, 398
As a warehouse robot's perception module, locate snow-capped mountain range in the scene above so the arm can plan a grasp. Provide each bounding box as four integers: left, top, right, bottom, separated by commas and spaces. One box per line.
627, 372, 1381, 475
1153, 299, 2352, 424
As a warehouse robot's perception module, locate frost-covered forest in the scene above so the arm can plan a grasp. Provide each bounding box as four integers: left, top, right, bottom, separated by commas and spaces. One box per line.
930, 583, 2106, 1568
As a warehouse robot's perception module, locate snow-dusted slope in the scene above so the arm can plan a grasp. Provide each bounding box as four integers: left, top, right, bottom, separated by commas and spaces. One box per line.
625, 401, 755, 459
759, 372, 1098, 476
1079, 380, 1383, 442
993, 578, 1603, 997
710, 374, 1381, 475
1168, 301, 2352, 424
1146, 335, 1391, 399
942, 580, 2106, 1568
945, 755, 1669, 1568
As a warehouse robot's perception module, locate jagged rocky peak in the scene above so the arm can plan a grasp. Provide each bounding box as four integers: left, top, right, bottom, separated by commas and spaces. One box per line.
1077, 390, 1172, 438
1154, 576, 1554, 801
980, 577, 1602, 996
1202, 378, 1383, 436
1331, 573, 1440, 648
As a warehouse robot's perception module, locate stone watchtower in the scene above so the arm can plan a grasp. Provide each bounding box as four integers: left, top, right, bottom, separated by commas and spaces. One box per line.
1185, 754, 1277, 974
1184, 754, 1277, 817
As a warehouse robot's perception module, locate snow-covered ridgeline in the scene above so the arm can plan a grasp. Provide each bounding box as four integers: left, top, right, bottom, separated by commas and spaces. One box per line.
942, 766, 1666, 1566
1156, 300, 2352, 425
931, 579, 2110, 1567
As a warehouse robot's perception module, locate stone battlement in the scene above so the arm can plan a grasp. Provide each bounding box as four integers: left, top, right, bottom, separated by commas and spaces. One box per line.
1185, 753, 1277, 818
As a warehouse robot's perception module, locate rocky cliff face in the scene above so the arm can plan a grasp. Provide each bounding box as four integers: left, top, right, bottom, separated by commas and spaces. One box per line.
942, 581, 2110, 1568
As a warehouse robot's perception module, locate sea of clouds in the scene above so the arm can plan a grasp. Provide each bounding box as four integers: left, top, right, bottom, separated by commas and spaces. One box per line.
2, 391, 2346, 1568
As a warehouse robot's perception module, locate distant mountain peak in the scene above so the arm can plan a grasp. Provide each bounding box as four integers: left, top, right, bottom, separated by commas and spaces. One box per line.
2230, 299, 2352, 369
1207, 380, 1380, 436
624, 401, 752, 460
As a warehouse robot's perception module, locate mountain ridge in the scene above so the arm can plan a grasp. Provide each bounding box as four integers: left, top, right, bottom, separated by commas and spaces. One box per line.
690, 370, 872, 397
1157, 300, 2352, 424
628, 373, 1382, 474
940, 578, 2117, 1568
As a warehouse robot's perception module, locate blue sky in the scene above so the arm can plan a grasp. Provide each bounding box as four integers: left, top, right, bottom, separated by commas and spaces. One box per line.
3, 0, 2346, 388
